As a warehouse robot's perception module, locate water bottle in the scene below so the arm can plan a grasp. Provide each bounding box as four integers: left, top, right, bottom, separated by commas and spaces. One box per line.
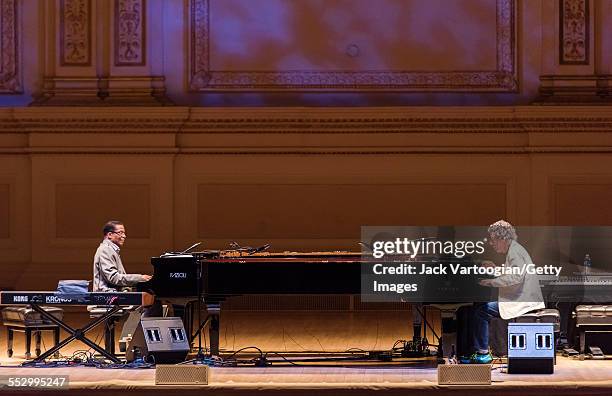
583, 253, 592, 275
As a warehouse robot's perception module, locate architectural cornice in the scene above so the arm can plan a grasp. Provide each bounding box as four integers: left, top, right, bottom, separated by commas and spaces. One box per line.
0, 106, 611, 154
0, 0, 21, 93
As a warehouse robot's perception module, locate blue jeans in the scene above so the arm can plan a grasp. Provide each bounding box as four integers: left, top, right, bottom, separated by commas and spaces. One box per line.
470, 302, 500, 354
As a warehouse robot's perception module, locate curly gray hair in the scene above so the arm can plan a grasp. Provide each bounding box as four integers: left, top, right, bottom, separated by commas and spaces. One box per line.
487, 220, 517, 241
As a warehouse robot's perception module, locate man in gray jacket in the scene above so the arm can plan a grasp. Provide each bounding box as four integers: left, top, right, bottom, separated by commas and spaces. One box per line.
93, 220, 151, 291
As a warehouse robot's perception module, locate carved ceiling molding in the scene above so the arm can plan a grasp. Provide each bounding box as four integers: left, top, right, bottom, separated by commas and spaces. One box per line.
60, 0, 92, 66
189, 0, 518, 92
0, 0, 21, 93
5, 149, 612, 155
114, 0, 146, 66
2, 107, 612, 153
559, 0, 589, 65
3, 107, 612, 134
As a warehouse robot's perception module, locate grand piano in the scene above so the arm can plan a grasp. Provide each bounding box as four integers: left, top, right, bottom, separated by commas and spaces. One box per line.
137, 247, 492, 356
137, 250, 367, 355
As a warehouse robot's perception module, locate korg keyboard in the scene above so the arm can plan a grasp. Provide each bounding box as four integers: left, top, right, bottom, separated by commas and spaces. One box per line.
0, 291, 153, 306
0, 291, 154, 363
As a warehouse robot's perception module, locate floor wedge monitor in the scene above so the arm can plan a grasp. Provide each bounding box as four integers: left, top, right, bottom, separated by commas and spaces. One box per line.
126, 317, 190, 364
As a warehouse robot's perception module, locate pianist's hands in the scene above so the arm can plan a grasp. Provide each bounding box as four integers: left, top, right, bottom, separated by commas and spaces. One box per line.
479, 278, 494, 287
480, 260, 497, 268
141, 274, 152, 281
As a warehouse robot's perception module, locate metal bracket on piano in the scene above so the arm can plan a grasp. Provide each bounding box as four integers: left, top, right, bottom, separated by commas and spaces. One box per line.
27, 304, 123, 363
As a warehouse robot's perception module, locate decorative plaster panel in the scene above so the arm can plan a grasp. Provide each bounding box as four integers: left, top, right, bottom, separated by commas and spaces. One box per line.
189, 0, 517, 92
60, 0, 92, 66
559, 0, 589, 65
114, 0, 146, 66
0, 0, 20, 93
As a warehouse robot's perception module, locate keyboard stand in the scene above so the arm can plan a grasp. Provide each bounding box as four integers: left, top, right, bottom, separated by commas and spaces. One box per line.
27, 303, 123, 363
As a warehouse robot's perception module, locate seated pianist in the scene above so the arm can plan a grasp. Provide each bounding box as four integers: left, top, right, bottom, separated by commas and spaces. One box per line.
93, 220, 161, 316
93, 220, 151, 292
461, 220, 545, 364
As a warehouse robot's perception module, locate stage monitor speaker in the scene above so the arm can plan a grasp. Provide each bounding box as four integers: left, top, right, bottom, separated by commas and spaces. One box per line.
437, 364, 491, 385
155, 364, 208, 385
126, 317, 190, 364
507, 323, 554, 374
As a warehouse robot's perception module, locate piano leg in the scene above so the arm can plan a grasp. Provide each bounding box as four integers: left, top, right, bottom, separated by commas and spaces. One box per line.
35, 331, 41, 357
104, 318, 116, 356
188, 303, 194, 343
207, 304, 221, 356
7, 327, 14, 358
178, 303, 193, 345
25, 328, 32, 359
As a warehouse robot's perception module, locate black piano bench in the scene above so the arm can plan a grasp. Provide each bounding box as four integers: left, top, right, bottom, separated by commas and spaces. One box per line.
2, 306, 63, 359
87, 306, 133, 356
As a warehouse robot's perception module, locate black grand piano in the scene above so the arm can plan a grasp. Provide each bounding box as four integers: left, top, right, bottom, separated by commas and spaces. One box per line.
137, 249, 490, 356
137, 250, 364, 355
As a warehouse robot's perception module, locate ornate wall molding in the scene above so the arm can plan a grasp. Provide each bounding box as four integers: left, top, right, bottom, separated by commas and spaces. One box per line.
537, 74, 611, 103
114, 0, 146, 66
60, 0, 92, 66
559, 0, 589, 65
2, 106, 612, 154
0, 0, 21, 93
189, 0, 518, 92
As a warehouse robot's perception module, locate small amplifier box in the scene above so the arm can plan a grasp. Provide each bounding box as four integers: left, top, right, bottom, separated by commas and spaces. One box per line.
437, 364, 491, 385
155, 364, 209, 385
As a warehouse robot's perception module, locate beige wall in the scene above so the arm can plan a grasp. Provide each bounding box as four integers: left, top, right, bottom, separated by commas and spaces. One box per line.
1, 106, 611, 290
1, 1, 609, 352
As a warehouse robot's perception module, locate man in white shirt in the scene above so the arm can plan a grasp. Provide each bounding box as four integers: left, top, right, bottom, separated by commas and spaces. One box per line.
464, 220, 545, 364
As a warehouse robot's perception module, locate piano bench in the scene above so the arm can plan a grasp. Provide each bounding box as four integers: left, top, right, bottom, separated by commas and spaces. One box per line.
515, 308, 561, 333
87, 306, 134, 356
574, 305, 612, 354
2, 306, 63, 359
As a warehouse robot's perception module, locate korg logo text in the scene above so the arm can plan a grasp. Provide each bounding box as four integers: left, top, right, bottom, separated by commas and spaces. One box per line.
46, 296, 72, 304
169, 272, 188, 279
13, 295, 28, 303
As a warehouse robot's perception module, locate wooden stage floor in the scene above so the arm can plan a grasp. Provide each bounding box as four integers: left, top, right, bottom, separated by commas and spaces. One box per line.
1, 310, 611, 395
1, 356, 612, 395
